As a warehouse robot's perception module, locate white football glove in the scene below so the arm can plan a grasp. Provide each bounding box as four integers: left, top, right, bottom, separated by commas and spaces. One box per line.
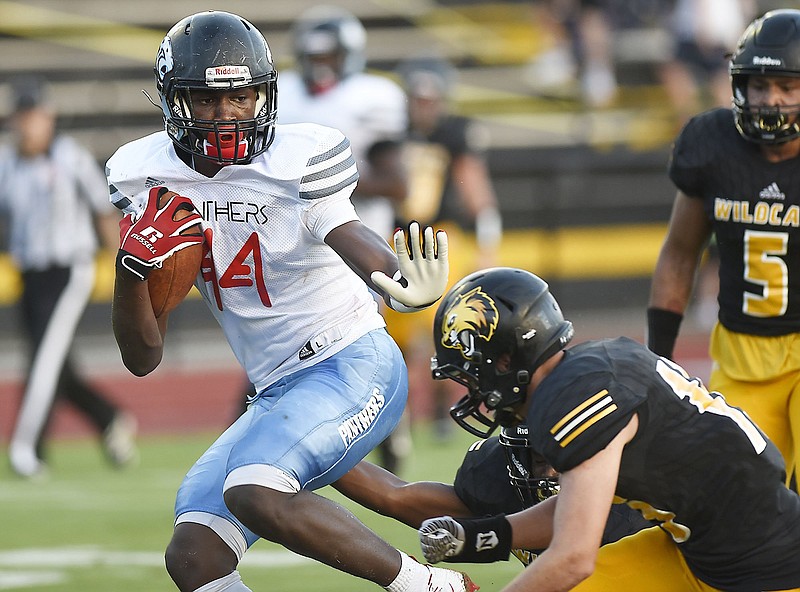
371, 221, 449, 312
419, 516, 465, 564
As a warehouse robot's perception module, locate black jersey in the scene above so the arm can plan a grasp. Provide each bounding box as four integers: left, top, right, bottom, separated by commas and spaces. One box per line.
401, 115, 481, 228
453, 434, 651, 551
669, 107, 800, 335
454, 436, 528, 517
527, 337, 800, 591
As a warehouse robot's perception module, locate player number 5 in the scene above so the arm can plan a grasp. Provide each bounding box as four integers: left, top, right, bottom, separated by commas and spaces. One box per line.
743, 229, 788, 317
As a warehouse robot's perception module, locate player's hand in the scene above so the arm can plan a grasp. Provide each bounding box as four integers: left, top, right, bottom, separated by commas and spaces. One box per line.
117, 186, 203, 281
419, 515, 513, 564
370, 221, 449, 312
419, 516, 466, 563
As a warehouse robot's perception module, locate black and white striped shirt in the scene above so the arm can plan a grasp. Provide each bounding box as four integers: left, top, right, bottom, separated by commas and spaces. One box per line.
0, 135, 111, 270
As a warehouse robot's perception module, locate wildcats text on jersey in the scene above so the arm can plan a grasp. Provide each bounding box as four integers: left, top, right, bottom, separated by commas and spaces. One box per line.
714, 197, 800, 226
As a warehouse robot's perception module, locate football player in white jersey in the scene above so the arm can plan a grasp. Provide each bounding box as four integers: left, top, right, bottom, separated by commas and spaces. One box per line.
277, 5, 407, 240
107, 11, 475, 592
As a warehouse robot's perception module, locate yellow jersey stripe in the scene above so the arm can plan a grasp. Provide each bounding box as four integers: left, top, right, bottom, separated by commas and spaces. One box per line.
550, 389, 609, 434
553, 396, 615, 442
559, 404, 618, 447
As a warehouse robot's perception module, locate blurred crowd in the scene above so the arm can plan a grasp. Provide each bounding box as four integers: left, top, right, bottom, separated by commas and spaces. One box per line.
524, 0, 760, 117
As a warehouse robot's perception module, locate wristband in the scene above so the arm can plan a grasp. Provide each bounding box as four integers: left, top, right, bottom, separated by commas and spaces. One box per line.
116, 249, 156, 281
646, 307, 683, 359
446, 514, 512, 564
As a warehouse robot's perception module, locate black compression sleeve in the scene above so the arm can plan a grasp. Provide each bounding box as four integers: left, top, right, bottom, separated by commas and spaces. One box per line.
646, 307, 683, 359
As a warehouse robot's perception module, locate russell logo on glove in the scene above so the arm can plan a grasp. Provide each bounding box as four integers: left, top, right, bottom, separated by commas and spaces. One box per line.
132, 226, 165, 254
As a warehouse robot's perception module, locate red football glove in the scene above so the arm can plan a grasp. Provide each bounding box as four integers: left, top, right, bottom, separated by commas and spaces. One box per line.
116, 186, 203, 281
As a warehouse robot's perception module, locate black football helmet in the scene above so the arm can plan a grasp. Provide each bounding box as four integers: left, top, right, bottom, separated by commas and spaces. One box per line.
431, 268, 574, 437
291, 6, 366, 93
155, 11, 278, 164
730, 9, 800, 144
499, 425, 560, 506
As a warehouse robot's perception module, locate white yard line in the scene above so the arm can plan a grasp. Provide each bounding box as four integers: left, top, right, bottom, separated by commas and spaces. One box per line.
0, 546, 312, 589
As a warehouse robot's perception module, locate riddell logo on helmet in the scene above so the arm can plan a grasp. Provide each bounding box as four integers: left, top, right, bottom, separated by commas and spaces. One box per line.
752, 56, 783, 66
205, 65, 253, 87
213, 66, 248, 76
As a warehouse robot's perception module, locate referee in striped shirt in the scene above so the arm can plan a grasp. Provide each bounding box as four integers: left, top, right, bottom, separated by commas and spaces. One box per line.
0, 77, 137, 478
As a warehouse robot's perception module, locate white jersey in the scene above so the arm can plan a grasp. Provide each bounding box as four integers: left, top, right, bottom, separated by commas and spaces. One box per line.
277, 70, 407, 238
106, 124, 386, 392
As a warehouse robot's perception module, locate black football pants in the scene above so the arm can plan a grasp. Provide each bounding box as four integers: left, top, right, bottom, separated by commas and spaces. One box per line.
11, 263, 117, 460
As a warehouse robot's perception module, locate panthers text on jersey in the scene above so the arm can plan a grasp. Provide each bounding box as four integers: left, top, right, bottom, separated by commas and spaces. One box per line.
527, 337, 800, 592
106, 124, 385, 393
670, 107, 800, 335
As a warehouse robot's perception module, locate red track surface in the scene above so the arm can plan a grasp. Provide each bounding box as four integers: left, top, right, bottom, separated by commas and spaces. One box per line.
0, 367, 244, 440
0, 334, 712, 441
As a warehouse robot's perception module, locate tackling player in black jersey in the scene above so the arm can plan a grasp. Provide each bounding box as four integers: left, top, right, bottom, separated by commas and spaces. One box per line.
421, 267, 800, 592
334, 425, 650, 566
648, 8, 800, 491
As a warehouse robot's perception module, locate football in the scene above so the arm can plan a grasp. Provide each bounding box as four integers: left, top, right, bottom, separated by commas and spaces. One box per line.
148, 192, 204, 318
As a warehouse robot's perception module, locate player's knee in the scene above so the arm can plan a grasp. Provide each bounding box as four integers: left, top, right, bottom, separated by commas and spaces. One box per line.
165, 524, 238, 591
165, 536, 199, 590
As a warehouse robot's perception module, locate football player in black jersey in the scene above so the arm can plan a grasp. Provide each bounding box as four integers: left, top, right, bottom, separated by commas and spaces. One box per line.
420, 267, 800, 591
648, 8, 800, 491
333, 424, 649, 566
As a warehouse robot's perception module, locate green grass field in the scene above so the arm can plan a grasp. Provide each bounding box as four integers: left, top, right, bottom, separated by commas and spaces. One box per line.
0, 423, 521, 591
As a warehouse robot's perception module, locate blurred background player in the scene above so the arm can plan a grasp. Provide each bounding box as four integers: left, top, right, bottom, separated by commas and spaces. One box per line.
278, 4, 407, 238
658, 0, 755, 127
385, 56, 502, 440
0, 76, 137, 479
275, 5, 412, 473
649, 8, 800, 492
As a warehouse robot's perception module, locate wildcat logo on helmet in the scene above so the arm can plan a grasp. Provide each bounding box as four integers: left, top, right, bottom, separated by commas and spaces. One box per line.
441, 286, 499, 360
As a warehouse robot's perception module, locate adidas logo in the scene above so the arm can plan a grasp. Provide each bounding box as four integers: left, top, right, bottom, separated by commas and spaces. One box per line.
145, 176, 165, 189
298, 341, 316, 360
759, 182, 785, 201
